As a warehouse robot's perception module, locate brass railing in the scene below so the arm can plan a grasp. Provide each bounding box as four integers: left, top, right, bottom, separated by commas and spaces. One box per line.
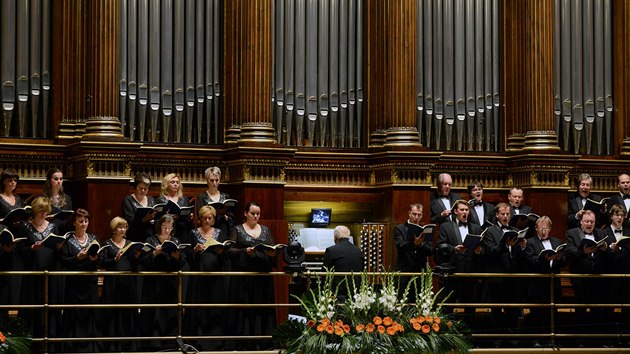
1, 270, 629, 352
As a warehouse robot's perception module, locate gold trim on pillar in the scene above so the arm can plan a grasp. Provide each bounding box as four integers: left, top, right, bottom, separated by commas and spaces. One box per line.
383, 127, 422, 148
83, 116, 124, 140
522, 130, 560, 151
369, 130, 387, 148
621, 138, 630, 156
238, 122, 277, 144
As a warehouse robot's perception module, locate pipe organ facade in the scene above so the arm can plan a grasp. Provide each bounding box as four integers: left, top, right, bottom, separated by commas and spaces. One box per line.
1, 0, 630, 241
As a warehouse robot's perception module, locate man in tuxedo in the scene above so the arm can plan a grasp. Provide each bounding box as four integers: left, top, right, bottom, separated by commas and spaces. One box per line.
323, 225, 364, 300
606, 173, 630, 227
467, 181, 495, 229
601, 204, 630, 336
564, 210, 610, 339
507, 187, 533, 218
568, 173, 604, 229
430, 173, 462, 225
435, 200, 483, 327
393, 203, 433, 301
521, 216, 566, 344
481, 203, 527, 337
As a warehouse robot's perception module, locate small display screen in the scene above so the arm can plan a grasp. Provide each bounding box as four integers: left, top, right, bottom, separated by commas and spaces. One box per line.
310, 208, 332, 227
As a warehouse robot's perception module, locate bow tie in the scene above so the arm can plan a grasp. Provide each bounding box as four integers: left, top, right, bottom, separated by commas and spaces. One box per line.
472, 200, 483, 206
458, 221, 468, 227
623, 194, 630, 200
615, 228, 623, 233
584, 233, 593, 237
501, 225, 511, 231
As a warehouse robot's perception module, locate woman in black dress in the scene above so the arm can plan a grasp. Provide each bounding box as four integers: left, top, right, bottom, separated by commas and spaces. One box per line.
228, 201, 277, 350
195, 166, 235, 236
0, 169, 24, 326
60, 208, 100, 352
121, 172, 156, 242
41, 167, 73, 234
0, 168, 24, 221
140, 214, 187, 351
17, 197, 62, 350
157, 173, 193, 243
99, 216, 141, 351
184, 205, 228, 350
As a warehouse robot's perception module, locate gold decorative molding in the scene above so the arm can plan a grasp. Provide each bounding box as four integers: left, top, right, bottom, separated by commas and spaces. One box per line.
285, 163, 372, 186
229, 158, 289, 183
510, 164, 571, 188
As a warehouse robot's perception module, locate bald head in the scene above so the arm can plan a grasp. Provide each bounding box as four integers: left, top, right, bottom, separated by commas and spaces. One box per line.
334, 225, 351, 242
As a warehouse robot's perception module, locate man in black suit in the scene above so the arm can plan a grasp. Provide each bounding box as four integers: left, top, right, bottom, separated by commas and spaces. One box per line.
507, 187, 533, 218
393, 203, 433, 299
430, 173, 462, 225
565, 210, 610, 340
323, 225, 364, 272
521, 216, 566, 345
606, 173, 630, 227
435, 200, 483, 327
568, 173, 604, 229
481, 203, 527, 338
323, 225, 364, 300
467, 181, 495, 229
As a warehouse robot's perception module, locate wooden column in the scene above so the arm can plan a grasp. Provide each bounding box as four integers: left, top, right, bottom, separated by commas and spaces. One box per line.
224, 0, 274, 143
615, 0, 630, 156
52, 0, 122, 140
366, 0, 419, 147
502, 0, 559, 150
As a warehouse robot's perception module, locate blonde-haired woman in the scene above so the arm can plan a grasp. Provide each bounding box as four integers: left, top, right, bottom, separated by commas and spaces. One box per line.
100, 216, 140, 351
157, 173, 193, 242
195, 166, 235, 236
18, 196, 62, 350
184, 205, 228, 350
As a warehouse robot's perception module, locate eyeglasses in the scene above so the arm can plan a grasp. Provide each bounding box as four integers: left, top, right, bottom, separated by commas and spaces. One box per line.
161, 225, 173, 230
537, 227, 550, 231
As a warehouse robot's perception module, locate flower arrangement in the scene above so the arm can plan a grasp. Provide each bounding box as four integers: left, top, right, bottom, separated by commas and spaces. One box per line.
0, 318, 31, 354
273, 268, 472, 354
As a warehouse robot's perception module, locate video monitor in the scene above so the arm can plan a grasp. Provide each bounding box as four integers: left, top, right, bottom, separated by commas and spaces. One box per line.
310, 208, 332, 227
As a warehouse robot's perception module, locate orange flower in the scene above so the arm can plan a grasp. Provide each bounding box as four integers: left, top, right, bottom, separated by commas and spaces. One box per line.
413, 322, 421, 331
425, 315, 433, 323
0, 331, 5, 343
432, 323, 440, 332
434, 316, 441, 324
366, 323, 375, 333
394, 322, 404, 332
343, 324, 351, 333
417, 316, 425, 323
386, 326, 397, 335
383, 316, 393, 326
326, 325, 334, 334
307, 319, 316, 328
409, 317, 418, 324
317, 323, 326, 332
373, 316, 383, 325
335, 327, 344, 336
321, 318, 330, 326
447, 320, 453, 328
377, 325, 386, 334
356, 323, 365, 332
422, 324, 431, 333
